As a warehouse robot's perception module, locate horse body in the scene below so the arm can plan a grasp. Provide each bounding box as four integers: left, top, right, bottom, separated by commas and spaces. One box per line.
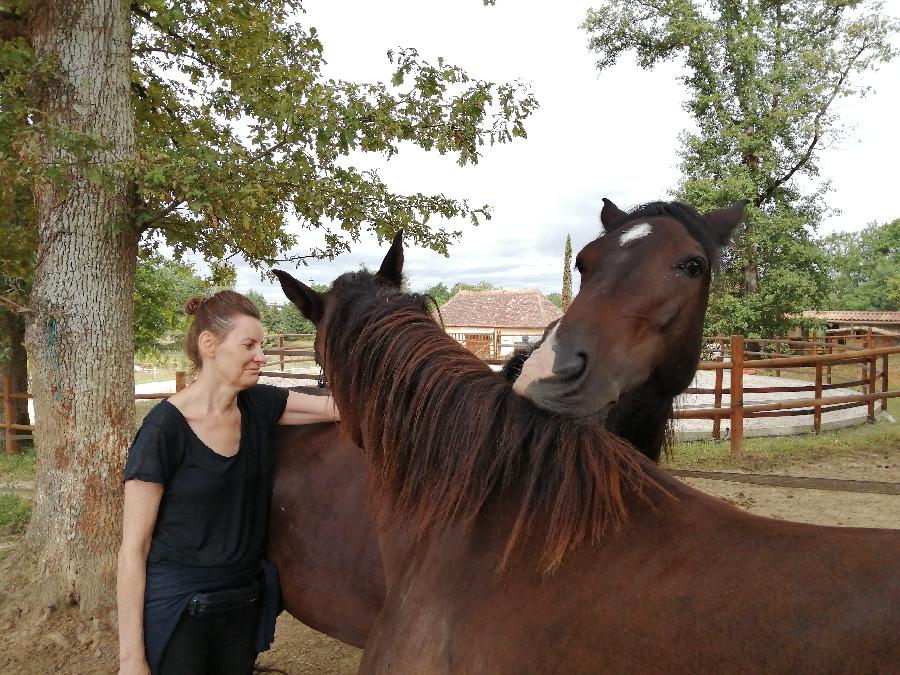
362, 469, 898, 674
268, 340, 675, 648
268, 376, 674, 646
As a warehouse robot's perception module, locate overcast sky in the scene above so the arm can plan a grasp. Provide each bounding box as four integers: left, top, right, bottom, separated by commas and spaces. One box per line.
230, 0, 900, 301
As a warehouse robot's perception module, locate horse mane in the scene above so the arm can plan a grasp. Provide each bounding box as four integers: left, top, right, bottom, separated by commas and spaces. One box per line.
322, 272, 658, 572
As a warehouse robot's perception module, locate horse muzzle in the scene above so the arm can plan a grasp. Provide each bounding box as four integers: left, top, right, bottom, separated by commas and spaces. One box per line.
511, 325, 620, 420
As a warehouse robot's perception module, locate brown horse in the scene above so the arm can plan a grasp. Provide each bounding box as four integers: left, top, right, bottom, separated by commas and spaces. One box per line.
268, 235, 677, 647
274, 210, 899, 673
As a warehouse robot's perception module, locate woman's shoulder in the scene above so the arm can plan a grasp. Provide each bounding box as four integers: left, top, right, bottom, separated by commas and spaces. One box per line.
138, 399, 186, 435
239, 384, 290, 424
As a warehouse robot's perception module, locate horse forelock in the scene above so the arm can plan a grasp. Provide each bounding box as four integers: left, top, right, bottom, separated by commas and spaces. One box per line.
603, 201, 724, 271
323, 286, 659, 572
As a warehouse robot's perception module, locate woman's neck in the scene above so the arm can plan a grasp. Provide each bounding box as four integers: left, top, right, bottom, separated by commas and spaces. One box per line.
174, 371, 241, 415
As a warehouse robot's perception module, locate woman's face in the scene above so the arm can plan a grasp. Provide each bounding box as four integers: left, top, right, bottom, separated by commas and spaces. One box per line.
203, 314, 266, 388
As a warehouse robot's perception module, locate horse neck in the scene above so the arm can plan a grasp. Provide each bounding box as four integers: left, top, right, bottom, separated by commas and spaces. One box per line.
606, 386, 673, 463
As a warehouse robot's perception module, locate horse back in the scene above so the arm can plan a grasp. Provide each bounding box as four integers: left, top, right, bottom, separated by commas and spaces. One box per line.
362, 479, 900, 674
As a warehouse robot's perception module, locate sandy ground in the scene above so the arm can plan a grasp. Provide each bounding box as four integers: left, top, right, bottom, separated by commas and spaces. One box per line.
0, 447, 896, 674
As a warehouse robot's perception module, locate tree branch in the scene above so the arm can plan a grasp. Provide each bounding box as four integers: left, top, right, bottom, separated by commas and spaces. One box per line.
139, 199, 185, 230
756, 40, 870, 206
0, 294, 33, 314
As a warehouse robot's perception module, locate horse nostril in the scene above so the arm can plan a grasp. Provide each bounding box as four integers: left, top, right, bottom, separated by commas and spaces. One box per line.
553, 352, 587, 380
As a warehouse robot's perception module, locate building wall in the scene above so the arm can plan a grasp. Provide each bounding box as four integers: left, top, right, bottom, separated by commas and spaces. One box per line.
446, 326, 547, 357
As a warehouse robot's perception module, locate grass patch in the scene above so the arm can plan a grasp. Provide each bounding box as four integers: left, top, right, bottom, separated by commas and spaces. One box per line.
664, 409, 900, 473
0, 493, 32, 533
0, 444, 36, 482
663, 354, 900, 473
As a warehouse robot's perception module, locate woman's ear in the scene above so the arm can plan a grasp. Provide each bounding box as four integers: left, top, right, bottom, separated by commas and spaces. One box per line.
198, 330, 218, 362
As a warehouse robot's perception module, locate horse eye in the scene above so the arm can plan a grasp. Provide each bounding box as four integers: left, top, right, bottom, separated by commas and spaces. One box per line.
677, 257, 706, 278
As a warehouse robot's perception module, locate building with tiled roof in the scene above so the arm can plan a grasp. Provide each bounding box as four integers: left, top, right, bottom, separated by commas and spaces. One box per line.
437, 290, 563, 358
800, 311, 900, 327
799, 310, 900, 344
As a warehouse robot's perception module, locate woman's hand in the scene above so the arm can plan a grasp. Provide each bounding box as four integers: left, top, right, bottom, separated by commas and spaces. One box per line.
279, 390, 341, 425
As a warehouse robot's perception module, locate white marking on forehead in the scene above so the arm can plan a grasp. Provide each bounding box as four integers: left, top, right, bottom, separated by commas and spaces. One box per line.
619, 222, 653, 246
512, 324, 559, 396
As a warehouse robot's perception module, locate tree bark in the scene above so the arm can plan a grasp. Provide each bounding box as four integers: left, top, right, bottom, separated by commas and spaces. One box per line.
1, 310, 30, 430
24, 0, 136, 614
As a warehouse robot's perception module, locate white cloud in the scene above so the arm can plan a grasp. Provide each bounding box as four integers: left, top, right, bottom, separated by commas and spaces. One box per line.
226, 0, 900, 303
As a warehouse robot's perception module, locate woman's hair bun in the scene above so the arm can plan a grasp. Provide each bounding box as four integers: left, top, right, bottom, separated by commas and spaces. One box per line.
184, 295, 209, 315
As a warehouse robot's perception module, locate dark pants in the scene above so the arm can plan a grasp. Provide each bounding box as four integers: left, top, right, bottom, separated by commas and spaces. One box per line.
157, 603, 260, 675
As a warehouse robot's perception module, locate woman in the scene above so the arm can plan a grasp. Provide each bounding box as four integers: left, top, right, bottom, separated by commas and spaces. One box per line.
117, 290, 339, 675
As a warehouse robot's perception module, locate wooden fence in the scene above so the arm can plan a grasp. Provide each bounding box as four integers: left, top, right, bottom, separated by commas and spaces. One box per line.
684, 335, 899, 454
3, 333, 898, 455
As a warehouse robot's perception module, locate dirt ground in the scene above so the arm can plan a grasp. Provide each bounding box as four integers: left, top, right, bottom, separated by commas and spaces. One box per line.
0, 447, 896, 674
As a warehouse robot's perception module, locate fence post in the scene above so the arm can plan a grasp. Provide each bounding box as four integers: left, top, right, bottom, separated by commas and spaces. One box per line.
814, 361, 823, 433
729, 335, 744, 455
712, 367, 723, 440
826, 343, 833, 385
775, 338, 781, 377
3, 373, 17, 456
175, 370, 187, 393
279, 335, 285, 372
868, 354, 877, 422
859, 351, 867, 396
883, 354, 890, 412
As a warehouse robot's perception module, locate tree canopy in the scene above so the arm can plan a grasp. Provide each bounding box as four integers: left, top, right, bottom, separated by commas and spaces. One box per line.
583, 0, 898, 336
822, 218, 900, 311
3, 0, 537, 273
0, 0, 539, 611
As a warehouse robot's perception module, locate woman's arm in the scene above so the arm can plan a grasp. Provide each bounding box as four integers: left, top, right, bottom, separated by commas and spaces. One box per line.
117, 479, 163, 675
278, 390, 340, 425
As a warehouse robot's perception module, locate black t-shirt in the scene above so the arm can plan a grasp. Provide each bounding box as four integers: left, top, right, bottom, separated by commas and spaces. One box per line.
124, 384, 290, 569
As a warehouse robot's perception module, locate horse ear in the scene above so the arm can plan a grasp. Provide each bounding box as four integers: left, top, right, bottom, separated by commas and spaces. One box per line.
704, 200, 749, 245
376, 230, 404, 287
272, 269, 324, 324
600, 198, 628, 231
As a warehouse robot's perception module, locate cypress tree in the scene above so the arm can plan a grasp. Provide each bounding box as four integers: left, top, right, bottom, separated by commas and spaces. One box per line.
561, 235, 573, 311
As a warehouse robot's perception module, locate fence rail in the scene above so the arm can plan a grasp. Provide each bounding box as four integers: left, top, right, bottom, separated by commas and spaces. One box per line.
3, 333, 897, 455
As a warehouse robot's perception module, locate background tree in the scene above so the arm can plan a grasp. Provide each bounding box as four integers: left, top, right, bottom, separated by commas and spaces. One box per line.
245, 290, 317, 336
0, 26, 35, 437
133, 253, 214, 353
449, 281, 500, 296
583, 0, 898, 337
822, 218, 900, 311
561, 234, 573, 311
0, 0, 537, 613
422, 282, 452, 307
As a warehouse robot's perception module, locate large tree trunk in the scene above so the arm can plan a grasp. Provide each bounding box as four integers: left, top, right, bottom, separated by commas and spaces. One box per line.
23, 0, 136, 614
1, 310, 30, 432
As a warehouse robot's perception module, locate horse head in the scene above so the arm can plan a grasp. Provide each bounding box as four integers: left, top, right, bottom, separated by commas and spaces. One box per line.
274, 230, 404, 348
514, 199, 746, 422
273, 232, 408, 445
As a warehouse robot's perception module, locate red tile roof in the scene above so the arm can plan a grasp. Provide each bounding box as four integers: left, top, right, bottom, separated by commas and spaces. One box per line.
438, 290, 563, 329
801, 311, 900, 324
